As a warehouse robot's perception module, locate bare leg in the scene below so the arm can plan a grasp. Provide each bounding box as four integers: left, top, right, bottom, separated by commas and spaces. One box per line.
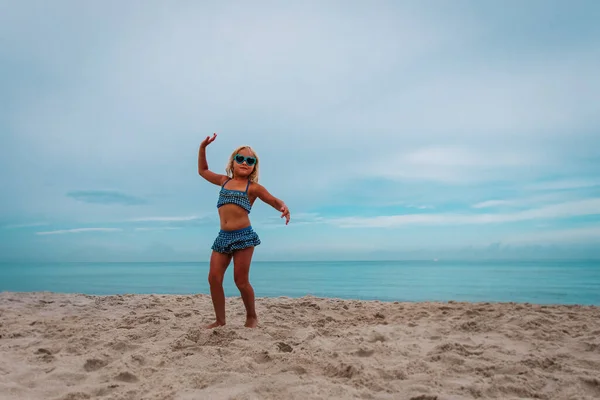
233, 246, 258, 328
204, 250, 232, 328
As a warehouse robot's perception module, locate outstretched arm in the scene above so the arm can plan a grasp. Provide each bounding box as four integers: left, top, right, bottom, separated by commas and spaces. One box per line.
254, 184, 290, 225
198, 133, 228, 186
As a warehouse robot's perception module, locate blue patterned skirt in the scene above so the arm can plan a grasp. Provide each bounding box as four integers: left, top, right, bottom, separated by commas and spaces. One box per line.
211, 226, 261, 254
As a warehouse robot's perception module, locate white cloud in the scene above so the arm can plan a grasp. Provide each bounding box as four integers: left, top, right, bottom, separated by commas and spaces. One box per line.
134, 227, 181, 231
404, 146, 535, 167
2, 2, 600, 261
36, 228, 122, 235
331, 198, 600, 228
503, 226, 600, 245
337, 49, 600, 143
526, 179, 600, 191
361, 145, 551, 184
122, 215, 216, 229
259, 212, 325, 228
3, 222, 48, 229
470, 191, 594, 212
472, 200, 513, 209
127, 215, 207, 222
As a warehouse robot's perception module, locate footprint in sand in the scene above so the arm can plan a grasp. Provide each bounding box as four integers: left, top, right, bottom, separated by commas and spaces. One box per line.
367, 332, 386, 343
59, 392, 91, 400
83, 358, 108, 372
355, 348, 375, 357
110, 340, 139, 352
92, 384, 119, 397
253, 351, 272, 364
277, 342, 293, 353
130, 354, 145, 365
115, 371, 139, 383
581, 377, 600, 397
174, 311, 192, 318
325, 362, 362, 378
584, 342, 600, 352
35, 348, 55, 362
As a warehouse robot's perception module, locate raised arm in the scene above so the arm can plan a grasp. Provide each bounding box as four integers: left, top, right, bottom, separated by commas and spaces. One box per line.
198, 133, 228, 186
253, 183, 290, 225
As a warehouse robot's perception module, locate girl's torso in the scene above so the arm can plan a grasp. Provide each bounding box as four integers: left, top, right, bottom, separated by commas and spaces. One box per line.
216, 178, 256, 231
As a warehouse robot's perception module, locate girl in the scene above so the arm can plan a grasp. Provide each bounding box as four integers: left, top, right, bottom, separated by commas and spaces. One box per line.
198, 133, 290, 328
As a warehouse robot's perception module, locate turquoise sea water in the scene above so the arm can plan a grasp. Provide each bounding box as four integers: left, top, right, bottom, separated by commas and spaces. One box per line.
1, 260, 599, 305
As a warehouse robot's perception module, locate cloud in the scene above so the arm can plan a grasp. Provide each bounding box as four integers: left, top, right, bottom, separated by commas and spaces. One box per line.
3, 222, 48, 229
67, 190, 146, 205
134, 227, 181, 231
125, 215, 216, 228
1, 2, 599, 261
411, 205, 434, 210
331, 198, 600, 228
503, 226, 600, 245
36, 228, 122, 235
469, 191, 598, 212
259, 212, 325, 227
404, 147, 534, 167
526, 179, 600, 191
361, 146, 551, 184
336, 48, 600, 146
127, 215, 201, 222
472, 200, 513, 209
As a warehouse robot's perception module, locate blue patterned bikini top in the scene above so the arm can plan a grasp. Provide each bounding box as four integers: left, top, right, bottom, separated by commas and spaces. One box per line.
216, 179, 252, 213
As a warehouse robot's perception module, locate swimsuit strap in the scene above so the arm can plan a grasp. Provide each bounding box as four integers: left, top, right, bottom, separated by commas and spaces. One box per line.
222, 178, 231, 188
244, 179, 251, 193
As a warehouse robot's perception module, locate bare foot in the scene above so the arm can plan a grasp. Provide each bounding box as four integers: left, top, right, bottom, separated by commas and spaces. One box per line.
204, 321, 225, 329
245, 317, 258, 328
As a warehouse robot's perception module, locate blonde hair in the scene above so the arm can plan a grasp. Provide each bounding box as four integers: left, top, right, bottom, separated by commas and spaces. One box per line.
225, 145, 260, 183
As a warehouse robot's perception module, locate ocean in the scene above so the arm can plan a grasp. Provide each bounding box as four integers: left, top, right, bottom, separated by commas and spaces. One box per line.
1, 260, 599, 305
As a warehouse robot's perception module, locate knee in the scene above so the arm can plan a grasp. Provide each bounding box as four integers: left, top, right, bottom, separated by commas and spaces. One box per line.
234, 274, 250, 290
208, 272, 223, 287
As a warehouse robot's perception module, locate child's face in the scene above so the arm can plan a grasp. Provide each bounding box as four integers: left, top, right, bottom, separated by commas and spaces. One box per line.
232, 147, 256, 178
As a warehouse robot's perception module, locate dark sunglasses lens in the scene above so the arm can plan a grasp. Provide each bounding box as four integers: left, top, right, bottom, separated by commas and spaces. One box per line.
235, 155, 245, 163
246, 157, 256, 165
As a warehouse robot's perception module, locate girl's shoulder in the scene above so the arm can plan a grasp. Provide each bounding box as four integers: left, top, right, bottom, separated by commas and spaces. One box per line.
247, 181, 266, 195
248, 180, 261, 190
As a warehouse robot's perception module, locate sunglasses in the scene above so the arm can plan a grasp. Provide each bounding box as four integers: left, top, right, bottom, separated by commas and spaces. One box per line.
234, 154, 257, 166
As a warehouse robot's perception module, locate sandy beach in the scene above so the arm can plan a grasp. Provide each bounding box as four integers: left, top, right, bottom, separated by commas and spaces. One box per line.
1, 292, 599, 400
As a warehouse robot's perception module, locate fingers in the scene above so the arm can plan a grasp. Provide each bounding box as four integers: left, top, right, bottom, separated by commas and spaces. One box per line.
203, 133, 217, 145
280, 206, 290, 225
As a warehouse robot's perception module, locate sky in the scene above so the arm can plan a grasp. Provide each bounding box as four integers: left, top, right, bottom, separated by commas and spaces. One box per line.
1, 0, 600, 262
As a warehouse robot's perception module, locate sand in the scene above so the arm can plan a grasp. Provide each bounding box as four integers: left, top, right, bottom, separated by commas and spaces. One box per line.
1, 292, 599, 400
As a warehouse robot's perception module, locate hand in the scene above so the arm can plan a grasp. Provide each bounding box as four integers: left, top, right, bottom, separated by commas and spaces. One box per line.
280, 204, 290, 225
201, 133, 217, 148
